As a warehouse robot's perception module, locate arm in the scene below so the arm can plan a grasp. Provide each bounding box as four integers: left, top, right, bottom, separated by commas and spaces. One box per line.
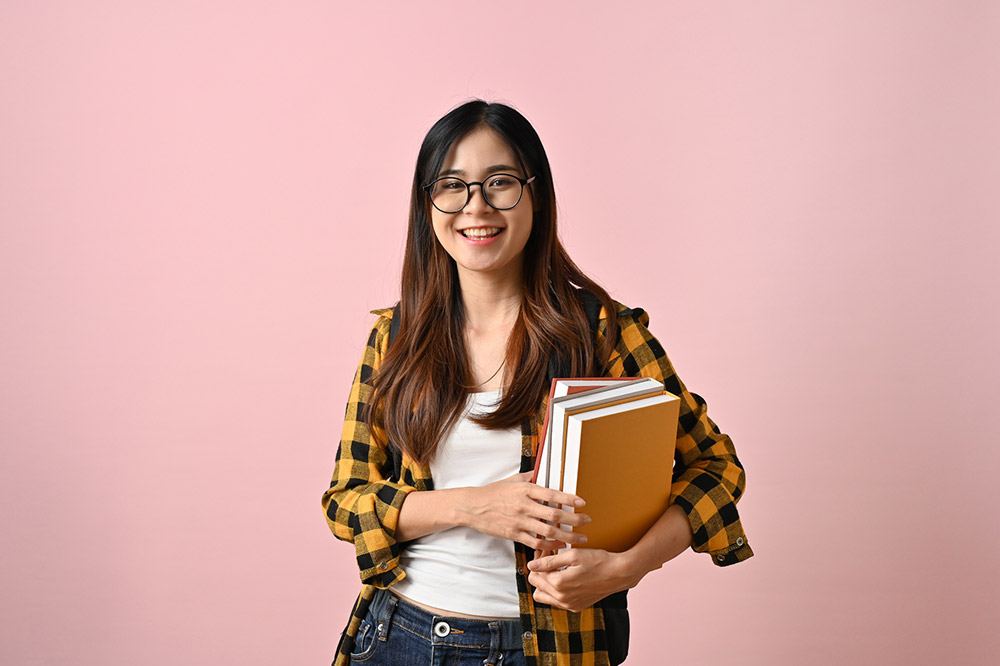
528, 304, 752, 609
322, 313, 591, 586
608, 305, 753, 566
527, 503, 693, 612
395, 471, 591, 549
321, 314, 419, 588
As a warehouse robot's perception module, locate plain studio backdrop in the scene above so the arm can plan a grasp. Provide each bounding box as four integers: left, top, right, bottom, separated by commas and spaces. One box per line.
1, 2, 997, 664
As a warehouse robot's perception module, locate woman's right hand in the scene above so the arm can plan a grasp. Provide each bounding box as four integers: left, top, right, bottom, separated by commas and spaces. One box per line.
455, 472, 591, 550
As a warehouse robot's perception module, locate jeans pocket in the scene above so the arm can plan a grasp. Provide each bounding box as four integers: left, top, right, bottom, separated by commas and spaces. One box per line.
350, 618, 379, 662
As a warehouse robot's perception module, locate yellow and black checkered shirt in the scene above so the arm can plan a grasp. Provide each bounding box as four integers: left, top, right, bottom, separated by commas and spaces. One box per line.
322, 300, 753, 666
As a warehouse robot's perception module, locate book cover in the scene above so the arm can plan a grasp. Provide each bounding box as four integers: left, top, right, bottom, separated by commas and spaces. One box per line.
558, 393, 681, 553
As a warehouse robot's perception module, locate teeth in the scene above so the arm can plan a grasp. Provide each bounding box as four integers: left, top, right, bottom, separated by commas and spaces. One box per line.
461, 228, 502, 238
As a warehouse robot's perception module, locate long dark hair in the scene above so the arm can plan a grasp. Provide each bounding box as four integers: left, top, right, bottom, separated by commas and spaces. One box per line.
365, 100, 618, 465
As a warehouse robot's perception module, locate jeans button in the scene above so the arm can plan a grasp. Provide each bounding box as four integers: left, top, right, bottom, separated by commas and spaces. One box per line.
434, 620, 451, 637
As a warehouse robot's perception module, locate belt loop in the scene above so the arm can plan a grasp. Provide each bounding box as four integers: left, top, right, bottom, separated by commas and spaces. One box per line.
482, 621, 501, 666
376, 592, 398, 642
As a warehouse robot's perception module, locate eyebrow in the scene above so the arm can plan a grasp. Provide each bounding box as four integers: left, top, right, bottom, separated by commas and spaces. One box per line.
438, 164, 522, 177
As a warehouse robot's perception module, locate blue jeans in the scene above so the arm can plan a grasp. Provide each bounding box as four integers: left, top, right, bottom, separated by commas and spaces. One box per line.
349, 589, 526, 666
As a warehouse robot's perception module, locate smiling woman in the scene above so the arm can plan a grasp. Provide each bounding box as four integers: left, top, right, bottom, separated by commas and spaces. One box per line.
428, 128, 535, 287
321, 99, 753, 666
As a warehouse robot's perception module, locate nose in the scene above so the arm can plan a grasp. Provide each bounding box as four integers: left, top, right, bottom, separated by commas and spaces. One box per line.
464, 183, 492, 214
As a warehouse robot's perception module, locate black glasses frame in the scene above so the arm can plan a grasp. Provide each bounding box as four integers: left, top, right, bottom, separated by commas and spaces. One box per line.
422, 174, 536, 213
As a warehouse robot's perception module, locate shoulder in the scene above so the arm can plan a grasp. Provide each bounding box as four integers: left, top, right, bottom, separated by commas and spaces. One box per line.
369, 307, 393, 326
599, 298, 662, 364
363, 306, 396, 356
597, 298, 651, 330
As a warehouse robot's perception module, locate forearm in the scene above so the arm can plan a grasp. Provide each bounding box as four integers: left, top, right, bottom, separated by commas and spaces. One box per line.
397, 472, 590, 551
395, 487, 470, 542
621, 503, 694, 584
526, 503, 695, 611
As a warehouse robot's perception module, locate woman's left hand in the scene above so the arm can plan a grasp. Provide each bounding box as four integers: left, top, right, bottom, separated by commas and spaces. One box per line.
526, 548, 646, 613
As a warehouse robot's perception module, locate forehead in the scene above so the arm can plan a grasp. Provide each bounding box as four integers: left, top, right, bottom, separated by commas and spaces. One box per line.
440, 127, 520, 174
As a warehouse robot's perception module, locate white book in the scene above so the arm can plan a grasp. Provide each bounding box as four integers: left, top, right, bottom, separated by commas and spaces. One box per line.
541, 377, 664, 493
537, 381, 641, 495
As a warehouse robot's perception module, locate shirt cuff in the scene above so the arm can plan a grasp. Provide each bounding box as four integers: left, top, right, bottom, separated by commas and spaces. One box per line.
708, 537, 753, 567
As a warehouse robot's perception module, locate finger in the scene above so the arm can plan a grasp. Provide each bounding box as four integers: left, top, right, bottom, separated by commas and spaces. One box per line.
531, 587, 569, 611
536, 547, 554, 560
523, 517, 588, 546
527, 551, 574, 573
527, 570, 557, 596
526, 502, 592, 529
528, 485, 586, 508
517, 532, 568, 552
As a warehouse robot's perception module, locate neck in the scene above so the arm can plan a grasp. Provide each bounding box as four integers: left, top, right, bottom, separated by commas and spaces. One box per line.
455, 261, 523, 332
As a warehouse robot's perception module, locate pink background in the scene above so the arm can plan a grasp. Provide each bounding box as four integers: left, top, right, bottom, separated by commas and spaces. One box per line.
2, 2, 998, 664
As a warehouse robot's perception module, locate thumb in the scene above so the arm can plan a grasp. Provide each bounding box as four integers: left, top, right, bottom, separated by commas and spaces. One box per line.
528, 551, 569, 572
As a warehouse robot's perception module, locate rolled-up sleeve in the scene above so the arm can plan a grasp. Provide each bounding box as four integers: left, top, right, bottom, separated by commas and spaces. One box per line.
602, 304, 754, 566
321, 312, 417, 587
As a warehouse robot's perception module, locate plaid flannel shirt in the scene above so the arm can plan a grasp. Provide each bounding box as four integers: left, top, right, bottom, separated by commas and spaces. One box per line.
322, 300, 753, 666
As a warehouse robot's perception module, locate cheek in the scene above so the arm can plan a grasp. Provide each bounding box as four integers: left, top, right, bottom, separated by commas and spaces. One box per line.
513, 213, 534, 248
429, 213, 451, 243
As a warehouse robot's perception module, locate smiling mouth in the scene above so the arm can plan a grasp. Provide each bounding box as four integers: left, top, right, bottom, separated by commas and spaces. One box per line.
459, 227, 504, 239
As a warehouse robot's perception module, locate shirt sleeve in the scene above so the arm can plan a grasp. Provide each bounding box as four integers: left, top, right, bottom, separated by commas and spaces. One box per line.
602, 304, 754, 566
321, 311, 417, 587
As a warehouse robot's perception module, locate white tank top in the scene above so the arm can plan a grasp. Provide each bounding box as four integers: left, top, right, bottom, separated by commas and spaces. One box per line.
391, 389, 522, 617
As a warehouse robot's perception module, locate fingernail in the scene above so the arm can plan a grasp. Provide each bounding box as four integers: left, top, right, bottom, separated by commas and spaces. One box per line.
575, 498, 586, 507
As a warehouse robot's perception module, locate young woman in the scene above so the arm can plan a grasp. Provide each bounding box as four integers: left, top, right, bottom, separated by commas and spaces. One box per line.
322, 100, 753, 666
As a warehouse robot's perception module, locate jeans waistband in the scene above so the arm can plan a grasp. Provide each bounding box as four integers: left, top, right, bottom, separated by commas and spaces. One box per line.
369, 588, 524, 651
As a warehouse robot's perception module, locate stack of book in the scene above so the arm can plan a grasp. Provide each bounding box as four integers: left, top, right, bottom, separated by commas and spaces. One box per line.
532, 377, 680, 554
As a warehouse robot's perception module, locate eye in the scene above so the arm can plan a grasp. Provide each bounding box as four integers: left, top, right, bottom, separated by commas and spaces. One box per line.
487, 175, 516, 189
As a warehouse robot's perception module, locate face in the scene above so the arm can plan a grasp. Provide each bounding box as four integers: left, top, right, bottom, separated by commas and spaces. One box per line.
428, 127, 534, 284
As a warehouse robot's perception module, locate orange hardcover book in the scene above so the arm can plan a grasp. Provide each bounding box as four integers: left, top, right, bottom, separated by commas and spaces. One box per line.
558, 393, 680, 553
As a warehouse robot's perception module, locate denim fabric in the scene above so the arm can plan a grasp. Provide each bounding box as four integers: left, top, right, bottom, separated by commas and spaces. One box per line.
349, 589, 525, 666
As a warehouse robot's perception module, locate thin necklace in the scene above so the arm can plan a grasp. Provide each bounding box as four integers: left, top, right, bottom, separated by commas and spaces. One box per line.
460, 307, 516, 390
459, 357, 506, 390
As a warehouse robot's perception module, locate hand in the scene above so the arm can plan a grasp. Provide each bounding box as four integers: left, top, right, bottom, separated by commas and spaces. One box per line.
527, 548, 644, 613
457, 472, 591, 551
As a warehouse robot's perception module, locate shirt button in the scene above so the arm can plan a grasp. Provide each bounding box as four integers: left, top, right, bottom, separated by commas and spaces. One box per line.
523, 631, 533, 641
736, 537, 744, 547
377, 562, 389, 571
522, 448, 532, 457
517, 566, 526, 576
716, 554, 725, 562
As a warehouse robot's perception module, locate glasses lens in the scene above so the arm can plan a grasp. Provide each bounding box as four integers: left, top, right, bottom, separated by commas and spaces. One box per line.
482, 174, 522, 210
429, 178, 468, 213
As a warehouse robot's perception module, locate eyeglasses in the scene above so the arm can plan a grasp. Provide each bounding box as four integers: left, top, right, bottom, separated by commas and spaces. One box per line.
423, 174, 536, 214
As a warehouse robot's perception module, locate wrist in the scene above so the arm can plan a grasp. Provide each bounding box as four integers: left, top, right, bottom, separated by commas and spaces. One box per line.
450, 486, 476, 529
618, 547, 657, 589
618, 504, 694, 585
397, 487, 471, 541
